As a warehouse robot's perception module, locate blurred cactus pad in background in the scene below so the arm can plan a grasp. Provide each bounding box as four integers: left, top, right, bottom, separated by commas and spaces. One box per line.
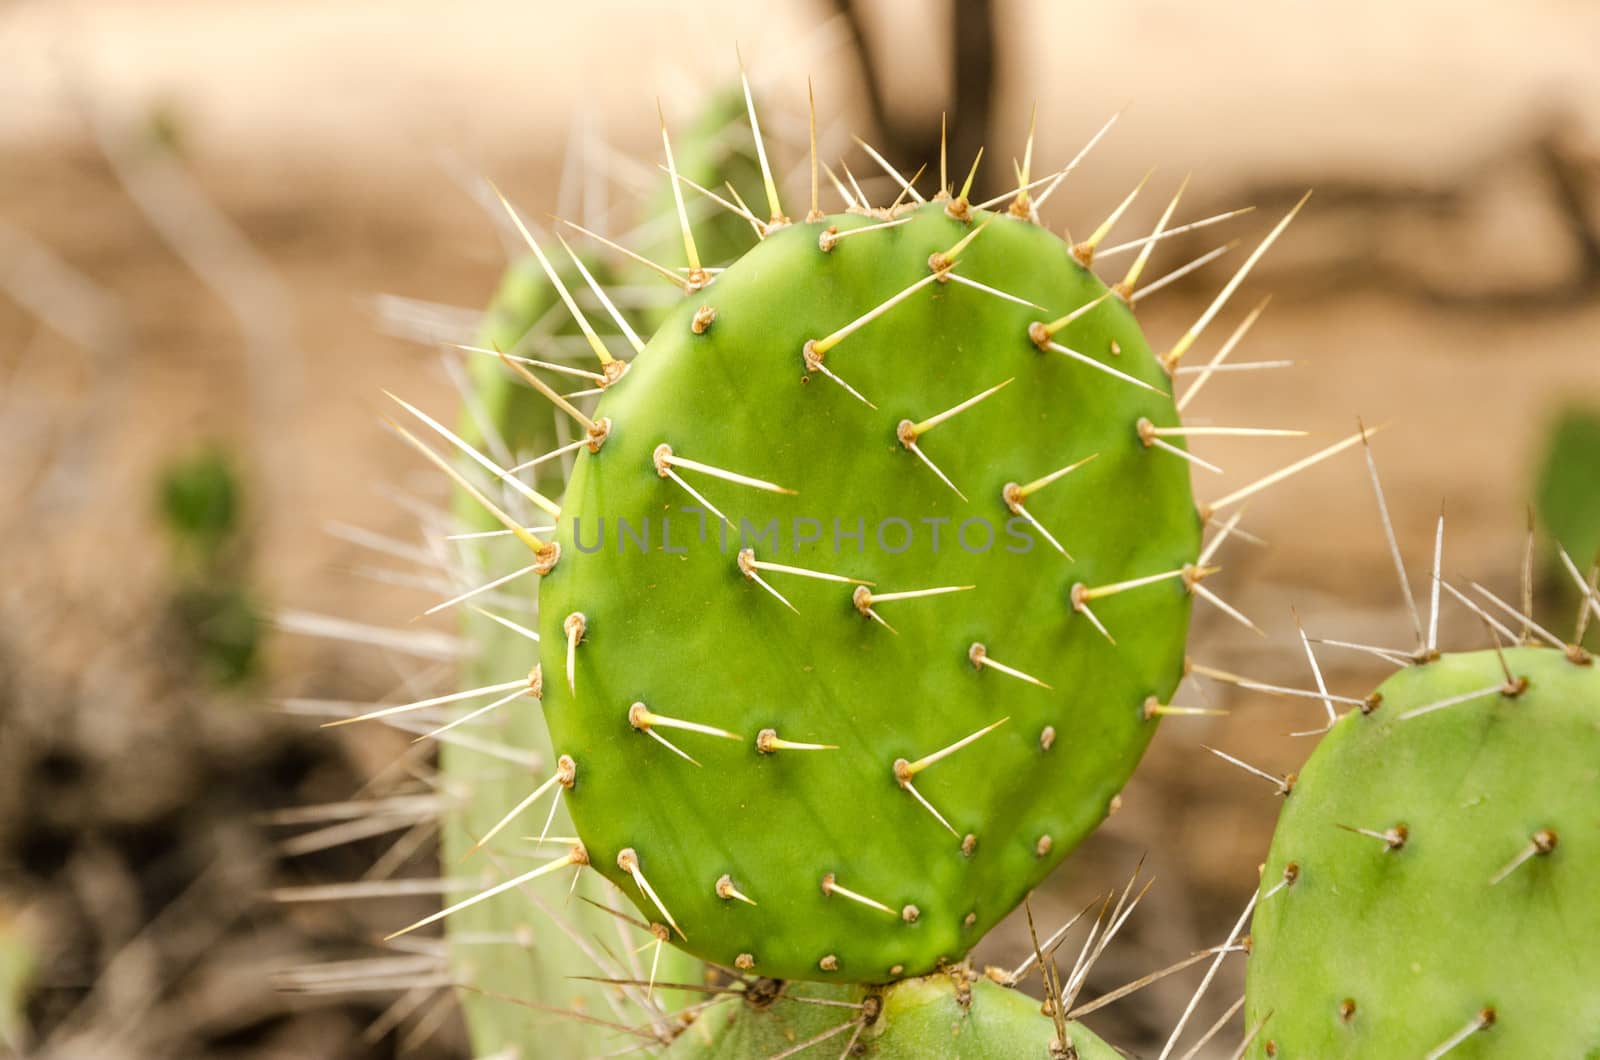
1535, 406, 1600, 649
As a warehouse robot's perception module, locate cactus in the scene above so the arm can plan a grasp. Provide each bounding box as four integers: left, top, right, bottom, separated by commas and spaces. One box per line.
1244, 645, 1600, 1057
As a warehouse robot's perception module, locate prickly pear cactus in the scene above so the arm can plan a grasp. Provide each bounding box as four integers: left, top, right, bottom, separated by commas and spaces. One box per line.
1245, 646, 1600, 1057
538, 198, 1203, 982
663, 971, 1119, 1059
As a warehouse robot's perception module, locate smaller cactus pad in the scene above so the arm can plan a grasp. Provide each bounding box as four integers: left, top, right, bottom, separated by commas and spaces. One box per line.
1245, 646, 1600, 1057
663, 971, 1118, 1059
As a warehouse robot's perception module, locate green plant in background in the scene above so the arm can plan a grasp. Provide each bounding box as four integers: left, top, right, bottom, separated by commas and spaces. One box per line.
158, 444, 241, 566
1534, 405, 1600, 649
156, 444, 263, 686
1245, 646, 1600, 1057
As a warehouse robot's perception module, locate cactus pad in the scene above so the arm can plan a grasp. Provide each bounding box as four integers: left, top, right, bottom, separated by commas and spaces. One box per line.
663, 971, 1119, 1059
538, 202, 1203, 982
1245, 646, 1600, 1056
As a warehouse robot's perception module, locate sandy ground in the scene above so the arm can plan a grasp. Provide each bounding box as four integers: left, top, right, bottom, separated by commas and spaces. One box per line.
3, 0, 1599, 1055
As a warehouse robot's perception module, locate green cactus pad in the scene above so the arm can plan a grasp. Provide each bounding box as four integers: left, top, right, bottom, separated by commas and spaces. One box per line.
538, 202, 1202, 982
1245, 646, 1600, 1057
663, 971, 1119, 1059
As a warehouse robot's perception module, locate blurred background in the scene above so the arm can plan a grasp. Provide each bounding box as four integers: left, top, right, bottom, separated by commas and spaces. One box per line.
2, 0, 1598, 1056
